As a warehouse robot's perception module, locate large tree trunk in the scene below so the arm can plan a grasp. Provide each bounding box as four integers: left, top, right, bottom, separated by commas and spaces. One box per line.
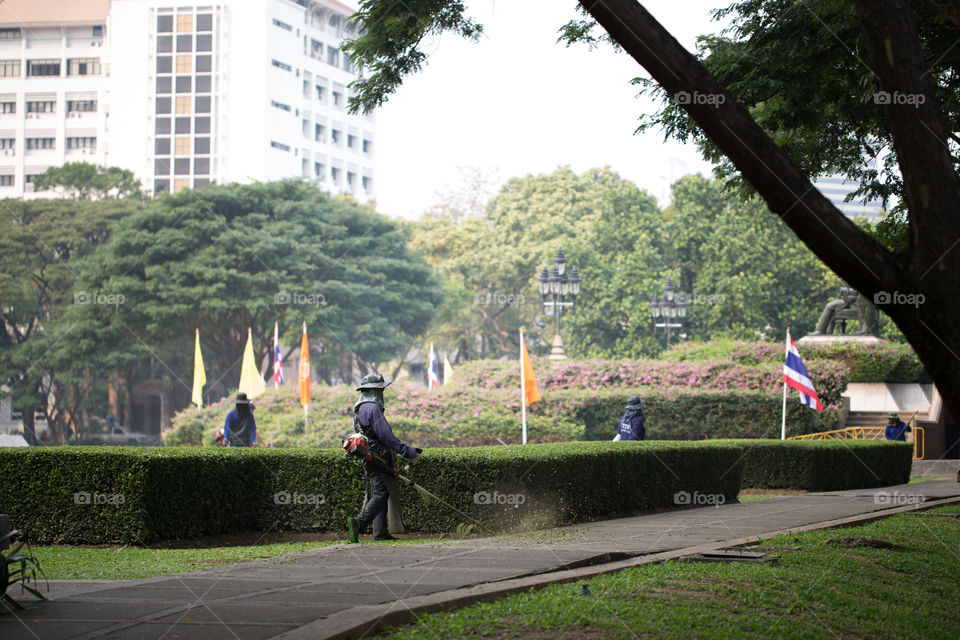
580, 0, 960, 425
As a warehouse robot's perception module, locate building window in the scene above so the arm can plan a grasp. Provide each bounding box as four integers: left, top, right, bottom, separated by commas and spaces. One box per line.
66, 136, 97, 150
176, 35, 192, 53
362, 139, 371, 153
310, 39, 323, 60
314, 124, 325, 142
314, 162, 325, 179
196, 55, 211, 72
157, 56, 172, 73
0, 102, 14, 114
316, 85, 326, 101
273, 18, 293, 31
329, 13, 342, 29
156, 117, 171, 134
26, 101, 55, 113
175, 95, 191, 114
174, 136, 190, 155
157, 76, 172, 93
174, 158, 190, 175
302, 80, 310, 98
195, 75, 211, 93
194, 177, 210, 188
154, 178, 170, 193
176, 76, 191, 93
0, 138, 14, 150
0, 175, 14, 186
346, 171, 355, 186
67, 100, 97, 113
93, 25, 103, 37
327, 48, 339, 66
332, 91, 341, 106
175, 117, 191, 133
156, 97, 171, 114
27, 60, 60, 77
330, 129, 340, 144
302, 119, 309, 137
26, 138, 55, 150
195, 158, 210, 174
0, 60, 20, 78
330, 166, 340, 181
195, 96, 210, 113
270, 100, 291, 112
68, 58, 101, 76
195, 116, 210, 133
157, 15, 173, 33
155, 158, 170, 174
347, 134, 355, 148
195, 137, 210, 154
176, 55, 192, 73
270, 141, 290, 151
271, 59, 292, 72
362, 176, 371, 192
197, 14, 213, 32
177, 14, 194, 33
155, 137, 170, 154
174, 178, 190, 193
197, 34, 212, 52
157, 36, 173, 53
343, 56, 353, 74
0, 28, 21, 40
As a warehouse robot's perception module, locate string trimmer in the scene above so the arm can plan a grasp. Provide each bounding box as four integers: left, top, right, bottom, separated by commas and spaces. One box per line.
342, 433, 486, 531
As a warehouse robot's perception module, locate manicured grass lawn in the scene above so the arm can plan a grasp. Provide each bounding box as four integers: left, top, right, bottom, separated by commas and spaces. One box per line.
30, 537, 447, 580
375, 505, 960, 639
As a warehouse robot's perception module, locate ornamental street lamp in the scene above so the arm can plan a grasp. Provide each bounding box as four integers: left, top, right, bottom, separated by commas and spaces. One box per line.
537, 248, 582, 360
650, 277, 688, 348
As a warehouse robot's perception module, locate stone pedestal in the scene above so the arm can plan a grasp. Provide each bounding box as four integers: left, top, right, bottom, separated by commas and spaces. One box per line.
797, 334, 882, 346
548, 333, 567, 360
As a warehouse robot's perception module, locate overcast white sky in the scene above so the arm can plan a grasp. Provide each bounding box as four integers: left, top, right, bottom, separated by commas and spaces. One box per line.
373, 0, 727, 219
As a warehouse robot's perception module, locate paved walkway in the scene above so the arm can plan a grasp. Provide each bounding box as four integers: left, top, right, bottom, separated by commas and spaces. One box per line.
3, 479, 959, 640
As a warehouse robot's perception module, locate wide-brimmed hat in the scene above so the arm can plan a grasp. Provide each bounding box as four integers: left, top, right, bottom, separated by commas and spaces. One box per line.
887, 411, 899, 419
626, 395, 645, 407
235, 392, 253, 405
356, 372, 393, 391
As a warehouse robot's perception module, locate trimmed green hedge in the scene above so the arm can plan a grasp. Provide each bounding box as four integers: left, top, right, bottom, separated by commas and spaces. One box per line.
0, 442, 743, 544
734, 439, 913, 490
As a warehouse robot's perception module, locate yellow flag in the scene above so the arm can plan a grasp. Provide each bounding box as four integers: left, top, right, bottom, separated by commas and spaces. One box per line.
191, 328, 206, 407
521, 333, 541, 406
299, 322, 310, 413
238, 327, 266, 399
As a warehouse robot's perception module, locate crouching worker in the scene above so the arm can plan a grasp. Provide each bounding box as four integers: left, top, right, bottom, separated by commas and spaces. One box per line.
614, 395, 646, 441
347, 373, 421, 543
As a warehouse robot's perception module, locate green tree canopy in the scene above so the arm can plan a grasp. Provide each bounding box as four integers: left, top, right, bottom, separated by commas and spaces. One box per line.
32, 162, 142, 199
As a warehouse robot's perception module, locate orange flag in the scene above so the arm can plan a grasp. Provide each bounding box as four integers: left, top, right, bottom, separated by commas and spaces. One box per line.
298, 322, 310, 414
521, 332, 541, 406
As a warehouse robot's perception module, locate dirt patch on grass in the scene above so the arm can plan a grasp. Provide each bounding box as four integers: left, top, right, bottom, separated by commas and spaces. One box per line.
825, 536, 902, 550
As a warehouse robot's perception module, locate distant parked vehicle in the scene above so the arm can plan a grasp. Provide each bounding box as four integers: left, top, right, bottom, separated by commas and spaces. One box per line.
79, 425, 153, 446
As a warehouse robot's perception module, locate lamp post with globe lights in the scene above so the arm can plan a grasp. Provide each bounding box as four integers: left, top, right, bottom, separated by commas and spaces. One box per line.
650, 278, 688, 349
537, 248, 582, 360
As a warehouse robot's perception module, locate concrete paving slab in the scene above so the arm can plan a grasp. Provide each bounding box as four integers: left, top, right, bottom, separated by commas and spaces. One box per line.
99, 621, 299, 640
0, 619, 107, 640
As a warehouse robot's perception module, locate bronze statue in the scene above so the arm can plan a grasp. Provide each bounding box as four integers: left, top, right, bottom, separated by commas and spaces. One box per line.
810, 286, 878, 336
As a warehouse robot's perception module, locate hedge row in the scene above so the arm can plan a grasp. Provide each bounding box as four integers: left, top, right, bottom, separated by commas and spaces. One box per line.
735, 440, 913, 491
1, 442, 744, 544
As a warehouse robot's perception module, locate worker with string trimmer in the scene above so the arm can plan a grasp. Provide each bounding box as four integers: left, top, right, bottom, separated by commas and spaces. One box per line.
345, 372, 421, 543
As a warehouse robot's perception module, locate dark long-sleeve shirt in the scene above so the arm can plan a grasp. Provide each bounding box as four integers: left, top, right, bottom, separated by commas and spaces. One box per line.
224, 409, 256, 446
617, 413, 645, 441
885, 420, 911, 441
356, 402, 417, 459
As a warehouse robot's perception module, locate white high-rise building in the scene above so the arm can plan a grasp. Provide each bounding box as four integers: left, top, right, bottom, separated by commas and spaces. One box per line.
0, 0, 375, 199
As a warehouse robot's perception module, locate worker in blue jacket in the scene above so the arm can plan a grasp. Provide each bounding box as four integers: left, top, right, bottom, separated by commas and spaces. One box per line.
614, 396, 646, 441
884, 412, 911, 441
347, 373, 420, 543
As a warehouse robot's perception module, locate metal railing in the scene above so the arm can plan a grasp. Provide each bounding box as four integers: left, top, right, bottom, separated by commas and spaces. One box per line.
789, 426, 925, 460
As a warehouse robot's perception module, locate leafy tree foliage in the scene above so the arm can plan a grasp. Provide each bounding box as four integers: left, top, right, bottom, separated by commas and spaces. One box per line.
32, 162, 142, 199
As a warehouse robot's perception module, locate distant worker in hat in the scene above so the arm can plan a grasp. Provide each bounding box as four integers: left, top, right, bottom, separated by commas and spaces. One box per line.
614, 395, 646, 441
347, 372, 421, 543
884, 412, 911, 441
223, 392, 257, 447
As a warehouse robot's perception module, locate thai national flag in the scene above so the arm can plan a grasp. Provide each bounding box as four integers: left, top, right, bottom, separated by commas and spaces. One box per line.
427, 343, 440, 389
273, 322, 284, 388
783, 330, 822, 411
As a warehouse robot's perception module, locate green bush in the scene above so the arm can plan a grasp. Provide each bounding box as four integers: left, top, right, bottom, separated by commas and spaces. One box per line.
0, 442, 743, 544
734, 439, 913, 490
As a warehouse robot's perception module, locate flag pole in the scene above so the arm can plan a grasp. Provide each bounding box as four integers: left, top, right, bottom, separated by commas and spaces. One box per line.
520, 327, 527, 445
782, 328, 789, 440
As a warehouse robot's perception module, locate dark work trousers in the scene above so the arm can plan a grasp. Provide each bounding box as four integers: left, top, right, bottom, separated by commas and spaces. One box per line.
356, 470, 398, 538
